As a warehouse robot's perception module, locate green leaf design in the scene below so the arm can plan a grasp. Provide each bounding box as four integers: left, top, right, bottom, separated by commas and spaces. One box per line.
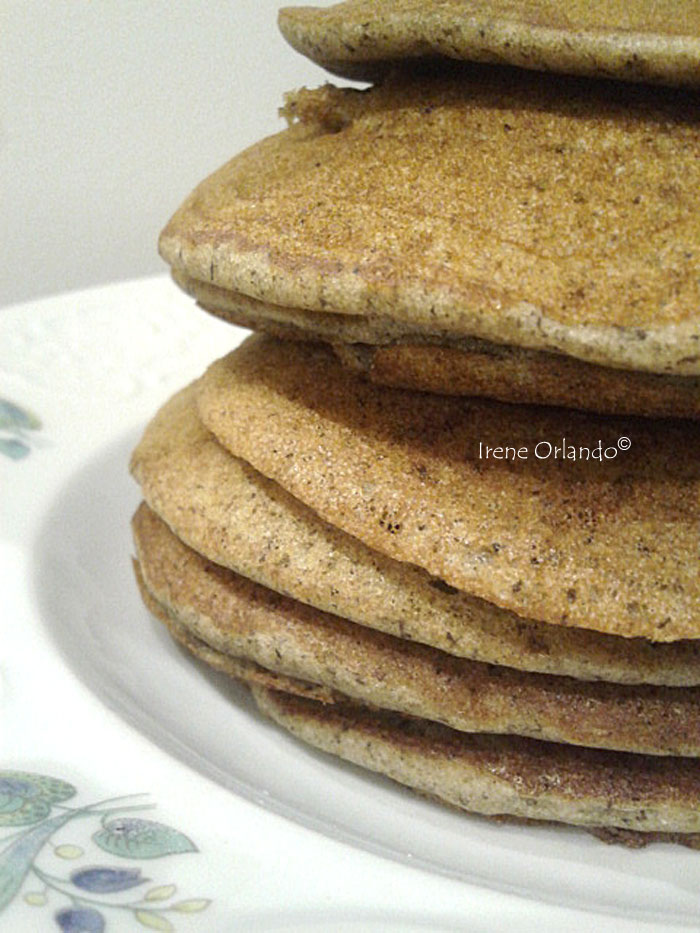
134, 910, 173, 931
0, 796, 50, 827
0, 773, 76, 827
93, 818, 197, 860
0, 796, 25, 816
55, 844, 84, 859
0, 438, 30, 460
0, 772, 76, 802
0, 811, 75, 911
0, 399, 40, 432
23, 891, 47, 906
0, 773, 211, 922
173, 899, 211, 913
144, 884, 176, 902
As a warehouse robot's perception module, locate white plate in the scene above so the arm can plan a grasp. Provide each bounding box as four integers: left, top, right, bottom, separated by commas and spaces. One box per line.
2, 277, 698, 932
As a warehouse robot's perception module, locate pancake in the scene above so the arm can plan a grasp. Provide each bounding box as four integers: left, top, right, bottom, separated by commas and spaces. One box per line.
176, 272, 700, 419
278, 1, 700, 87
133, 556, 335, 704
130, 383, 700, 684
335, 343, 700, 419
253, 684, 700, 843
196, 336, 700, 642
135, 547, 700, 843
160, 73, 700, 376
132, 502, 700, 758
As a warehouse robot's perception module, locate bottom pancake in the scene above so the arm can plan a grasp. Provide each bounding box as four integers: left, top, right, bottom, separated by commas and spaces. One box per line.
251, 684, 700, 846
135, 555, 700, 846
132, 526, 700, 845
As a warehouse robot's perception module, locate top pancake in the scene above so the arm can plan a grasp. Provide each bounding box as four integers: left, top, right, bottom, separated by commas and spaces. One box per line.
160, 71, 700, 375
197, 335, 700, 642
278, 1, 700, 87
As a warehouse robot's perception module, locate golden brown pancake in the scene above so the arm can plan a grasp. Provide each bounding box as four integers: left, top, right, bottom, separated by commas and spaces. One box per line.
177, 272, 700, 419
278, 0, 700, 87
335, 343, 700, 419
135, 547, 700, 843
253, 684, 700, 842
130, 382, 700, 684
134, 556, 335, 704
132, 502, 700, 758
160, 73, 700, 376
197, 336, 700, 641
132, 523, 700, 843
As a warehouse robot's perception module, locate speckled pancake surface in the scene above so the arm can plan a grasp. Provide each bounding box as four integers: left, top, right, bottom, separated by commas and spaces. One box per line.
335, 342, 700, 419
132, 502, 700, 757
278, 0, 700, 86
197, 336, 700, 642
134, 542, 700, 842
177, 272, 700, 420
253, 685, 700, 842
160, 74, 700, 375
134, 557, 335, 705
130, 382, 700, 684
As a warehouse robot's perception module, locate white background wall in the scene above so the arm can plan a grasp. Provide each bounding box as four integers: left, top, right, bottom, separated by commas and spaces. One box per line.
2, 0, 347, 307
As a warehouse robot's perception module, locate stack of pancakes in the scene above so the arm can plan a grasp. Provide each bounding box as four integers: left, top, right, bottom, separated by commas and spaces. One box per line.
131, 1, 700, 846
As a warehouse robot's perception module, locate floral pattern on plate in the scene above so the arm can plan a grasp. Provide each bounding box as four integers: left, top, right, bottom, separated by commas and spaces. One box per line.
0, 399, 41, 460
0, 771, 210, 931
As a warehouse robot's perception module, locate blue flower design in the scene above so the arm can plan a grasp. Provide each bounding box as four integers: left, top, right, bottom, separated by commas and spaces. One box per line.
55, 907, 105, 932
70, 866, 147, 894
